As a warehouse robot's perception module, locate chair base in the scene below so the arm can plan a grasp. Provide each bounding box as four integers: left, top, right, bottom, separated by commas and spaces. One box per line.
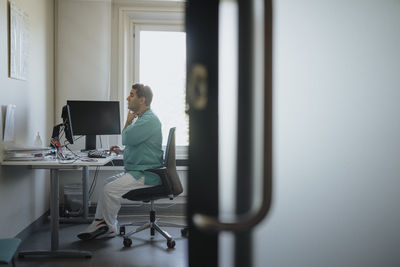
120, 219, 187, 232
119, 200, 187, 249
120, 220, 178, 248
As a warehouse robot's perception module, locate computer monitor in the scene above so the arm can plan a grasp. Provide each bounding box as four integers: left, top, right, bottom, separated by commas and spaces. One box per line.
61, 105, 74, 144
67, 100, 121, 151
51, 105, 74, 145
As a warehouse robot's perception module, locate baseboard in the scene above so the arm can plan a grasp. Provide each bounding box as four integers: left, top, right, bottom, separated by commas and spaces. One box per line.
15, 210, 49, 242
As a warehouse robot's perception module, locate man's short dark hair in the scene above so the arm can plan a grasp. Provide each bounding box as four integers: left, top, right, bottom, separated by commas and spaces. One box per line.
132, 83, 153, 106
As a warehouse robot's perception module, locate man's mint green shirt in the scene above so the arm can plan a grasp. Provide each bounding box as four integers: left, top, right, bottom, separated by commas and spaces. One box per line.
122, 109, 163, 185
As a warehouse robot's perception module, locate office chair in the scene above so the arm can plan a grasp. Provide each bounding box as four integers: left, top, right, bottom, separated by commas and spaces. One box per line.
119, 127, 187, 248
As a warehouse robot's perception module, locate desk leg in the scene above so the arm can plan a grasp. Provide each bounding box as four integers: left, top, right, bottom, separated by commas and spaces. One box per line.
82, 166, 89, 220
18, 169, 92, 259
50, 169, 59, 250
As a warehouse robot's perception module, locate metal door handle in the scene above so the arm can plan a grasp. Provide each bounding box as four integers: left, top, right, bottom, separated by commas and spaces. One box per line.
193, 160, 272, 232
192, 0, 273, 232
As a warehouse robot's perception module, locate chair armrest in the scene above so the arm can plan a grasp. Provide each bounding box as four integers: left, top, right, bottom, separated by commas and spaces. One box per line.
146, 167, 174, 193
146, 167, 166, 176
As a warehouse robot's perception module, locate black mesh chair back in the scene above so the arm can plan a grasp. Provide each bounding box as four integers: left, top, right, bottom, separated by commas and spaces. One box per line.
164, 127, 183, 196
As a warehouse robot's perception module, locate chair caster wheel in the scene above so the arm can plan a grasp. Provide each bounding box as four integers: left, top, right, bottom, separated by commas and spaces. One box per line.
167, 240, 176, 249
119, 226, 126, 235
181, 228, 188, 237
123, 238, 132, 247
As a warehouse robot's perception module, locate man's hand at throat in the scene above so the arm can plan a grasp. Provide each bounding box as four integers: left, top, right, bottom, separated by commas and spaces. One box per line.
123, 110, 138, 131
127, 110, 138, 123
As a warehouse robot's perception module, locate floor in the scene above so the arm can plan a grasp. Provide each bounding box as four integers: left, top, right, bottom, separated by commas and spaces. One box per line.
15, 215, 188, 267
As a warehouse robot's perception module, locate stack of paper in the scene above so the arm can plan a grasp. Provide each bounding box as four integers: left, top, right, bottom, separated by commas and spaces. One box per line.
3, 147, 54, 161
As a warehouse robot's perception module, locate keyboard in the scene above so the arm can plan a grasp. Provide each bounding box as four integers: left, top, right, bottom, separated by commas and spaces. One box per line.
87, 150, 109, 158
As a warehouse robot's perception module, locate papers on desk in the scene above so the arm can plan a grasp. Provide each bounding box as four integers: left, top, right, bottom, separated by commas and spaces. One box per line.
3, 146, 54, 161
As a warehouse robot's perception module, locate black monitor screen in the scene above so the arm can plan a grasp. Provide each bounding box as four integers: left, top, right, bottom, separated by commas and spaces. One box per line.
61, 105, 74, 144
67, 100, 121, 150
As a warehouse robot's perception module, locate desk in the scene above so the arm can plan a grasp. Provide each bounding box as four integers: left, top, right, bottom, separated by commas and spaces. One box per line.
1, 156, 115, 258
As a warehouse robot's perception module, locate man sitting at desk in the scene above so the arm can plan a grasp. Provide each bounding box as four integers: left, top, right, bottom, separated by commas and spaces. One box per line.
77, 83, 163, 240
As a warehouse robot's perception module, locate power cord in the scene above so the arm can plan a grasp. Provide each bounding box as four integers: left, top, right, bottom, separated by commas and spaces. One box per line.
88, 166, 100, 200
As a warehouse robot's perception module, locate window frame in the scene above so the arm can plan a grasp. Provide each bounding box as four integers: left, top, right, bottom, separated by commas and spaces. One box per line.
116, 3, 187, 158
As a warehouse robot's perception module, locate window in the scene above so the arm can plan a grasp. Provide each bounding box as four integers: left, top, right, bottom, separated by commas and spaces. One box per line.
135, 27, 188, 147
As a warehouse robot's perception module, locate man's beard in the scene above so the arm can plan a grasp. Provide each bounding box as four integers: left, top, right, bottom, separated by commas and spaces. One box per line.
128, 103, 138, 112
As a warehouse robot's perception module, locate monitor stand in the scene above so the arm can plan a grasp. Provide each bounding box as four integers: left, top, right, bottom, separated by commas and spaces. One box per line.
83, 135, 96, 151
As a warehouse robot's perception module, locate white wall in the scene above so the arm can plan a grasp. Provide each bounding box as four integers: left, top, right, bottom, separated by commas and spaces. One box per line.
0, 0, 54, 237
254, 0, 400, 266
55, 0, 112, 150
56, 0, 112, 106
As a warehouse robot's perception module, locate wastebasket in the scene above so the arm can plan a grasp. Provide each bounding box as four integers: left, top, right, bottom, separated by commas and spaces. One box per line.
63, 183, 83, 214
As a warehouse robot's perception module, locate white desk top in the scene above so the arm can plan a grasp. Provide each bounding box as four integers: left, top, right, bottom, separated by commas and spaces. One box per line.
1, 156, 115, 167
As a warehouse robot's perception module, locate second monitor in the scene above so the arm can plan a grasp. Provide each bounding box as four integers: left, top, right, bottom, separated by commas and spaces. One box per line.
67, 100, 121, 151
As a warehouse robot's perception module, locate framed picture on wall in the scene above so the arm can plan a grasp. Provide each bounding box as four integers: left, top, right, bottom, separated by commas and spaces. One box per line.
8, 1, 29, 81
